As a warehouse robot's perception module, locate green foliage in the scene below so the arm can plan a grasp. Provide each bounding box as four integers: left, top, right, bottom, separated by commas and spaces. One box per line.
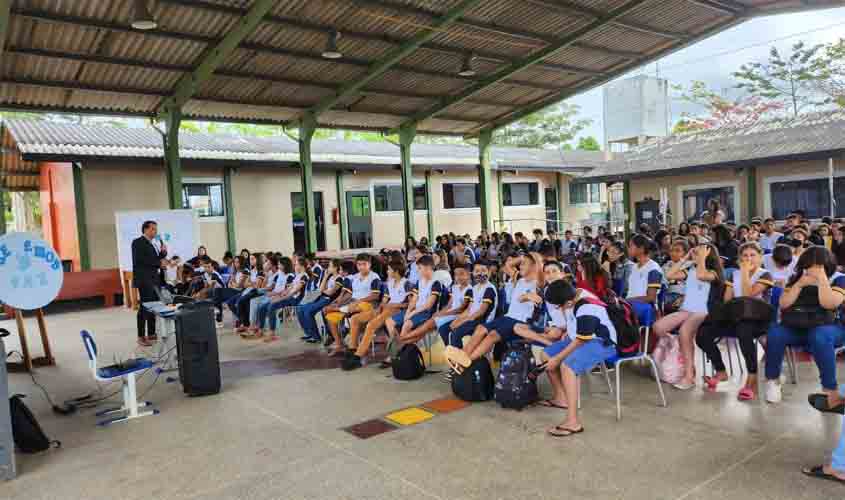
733, 41, 825, 117
811, 38, 845, 108
576, 136, 600, 151
493, 103, 591, 148
673, 80, 784, 132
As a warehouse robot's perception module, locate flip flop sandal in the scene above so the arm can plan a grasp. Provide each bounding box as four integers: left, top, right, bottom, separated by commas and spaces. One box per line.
802, 465, 845, 484
737, 387, 756, 401
547, 425, 584, 437
703, 376, 730, 391
808, 394, 845, 415
537, 400, 568, 410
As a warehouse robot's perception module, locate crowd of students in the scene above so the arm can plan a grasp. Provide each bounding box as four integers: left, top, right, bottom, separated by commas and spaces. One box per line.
163, 210, 845, 479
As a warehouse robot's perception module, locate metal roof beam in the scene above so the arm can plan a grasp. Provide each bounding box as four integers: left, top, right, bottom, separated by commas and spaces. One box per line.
155, 0, 277, 117
10, 9, 568, 94
4, 47, 517, 108
307, 0, 484, 117
157, 0, 606, 78
684, 0, 745, 15
521, 0, 689, 40
394, 0, 650, 131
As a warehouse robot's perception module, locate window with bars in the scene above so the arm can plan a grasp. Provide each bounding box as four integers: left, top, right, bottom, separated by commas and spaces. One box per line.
182, 183, 224, 217
373, 184, 427, 211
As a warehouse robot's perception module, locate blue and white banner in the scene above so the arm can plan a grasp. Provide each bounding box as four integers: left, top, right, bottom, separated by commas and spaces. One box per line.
0, 232, 64, 310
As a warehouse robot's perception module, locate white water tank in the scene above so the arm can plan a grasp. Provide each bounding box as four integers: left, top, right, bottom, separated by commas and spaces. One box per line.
603, 75, 670, 147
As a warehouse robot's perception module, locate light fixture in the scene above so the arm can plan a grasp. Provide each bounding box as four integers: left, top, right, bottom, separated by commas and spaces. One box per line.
322, 29, 343, 59
458, 53, 476, 77
131, 0, 157, 30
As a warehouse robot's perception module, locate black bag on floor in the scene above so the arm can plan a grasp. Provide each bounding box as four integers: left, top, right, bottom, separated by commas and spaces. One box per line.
452, 357, 495, 402
392, 344, 425, 380
494, 342, 539, 410
9, 395, 60, 453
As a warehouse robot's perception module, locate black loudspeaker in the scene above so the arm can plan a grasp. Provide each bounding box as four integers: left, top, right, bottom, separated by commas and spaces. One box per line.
174, 301, 221, 396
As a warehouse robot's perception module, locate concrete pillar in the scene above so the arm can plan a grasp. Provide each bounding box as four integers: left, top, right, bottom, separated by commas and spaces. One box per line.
398, 123, 416, 241
477, 128, 494, 232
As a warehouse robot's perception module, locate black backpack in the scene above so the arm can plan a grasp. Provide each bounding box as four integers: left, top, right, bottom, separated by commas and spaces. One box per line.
9, 395, 60, 454
451, 357, 495, 402
391, 344, 425, 380
494, 342, 539, 410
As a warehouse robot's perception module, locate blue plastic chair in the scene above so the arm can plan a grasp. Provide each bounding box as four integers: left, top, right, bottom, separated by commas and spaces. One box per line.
80, 330, 158, 426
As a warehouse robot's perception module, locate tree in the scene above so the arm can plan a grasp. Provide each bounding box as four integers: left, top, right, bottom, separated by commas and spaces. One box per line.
493, 102, 591, 148
673, 80, 784, 132
733, 41, 824, 118
576, 136, 600, 151
811, 38, 845, 107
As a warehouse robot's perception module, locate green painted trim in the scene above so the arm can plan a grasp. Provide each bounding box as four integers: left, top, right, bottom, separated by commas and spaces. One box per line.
308, 0, 483, 117
399, 123, 416, 240
336, 170, 348, 250
496, 170, 504, 230
622, 180, 632, 241
223, 166, 236, 253
555, 172, 563, 227
299, 114, 318, 253
477, 128, 493, 232
0, 0, 10, 55
72, 164, 90, 270
746, 166, 757, 224
395, 0, 649, 131
156, 0, 277, 117
425, 170, 434, 241
164, 108, 183, 209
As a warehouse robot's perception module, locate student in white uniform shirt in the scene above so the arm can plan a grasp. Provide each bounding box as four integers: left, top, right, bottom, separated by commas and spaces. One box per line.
407, 265, 471, 350
653, 242, 725, 390
625, 234, 663, 325
440, 261, 498, 349
697, 242, 774, 401
324, 254, 382, 356
388, 255, 443, 346
758, 218, 784, 252
540, 280, 618, 437
763, 243, 795, 287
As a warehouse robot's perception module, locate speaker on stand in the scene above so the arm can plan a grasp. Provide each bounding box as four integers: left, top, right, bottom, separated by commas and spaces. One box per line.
174, 302, 221, 396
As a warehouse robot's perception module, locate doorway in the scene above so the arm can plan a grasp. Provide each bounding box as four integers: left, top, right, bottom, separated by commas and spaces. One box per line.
291, 192, 326, 253
544, 187, 558, 233
346, 191, 372, 249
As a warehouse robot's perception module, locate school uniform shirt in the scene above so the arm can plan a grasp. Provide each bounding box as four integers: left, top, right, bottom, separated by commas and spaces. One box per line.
506, 279, 538, 322
320, 275, 344, 300
433, 269, 453, 289
558, 289, 617, 343
290, 272, 308, 301
662, 260, 686, 297
407, 262, 419, 285
467, 282, 498, 323
560, 239, 578, 255
679, 265, 711, 314
727, 268, 774, 302
759, 232, 784, 252
448, 283, 472, 311
625, 259, 663, 299
270, 272, 289, 294
412, 278, 444, 311
763, 254, 795, 285
202, 271, 225, 288
309, 265, 324, 291
348, 272, 382, 301
386, 277, 412, 304
461, 248, 476, 264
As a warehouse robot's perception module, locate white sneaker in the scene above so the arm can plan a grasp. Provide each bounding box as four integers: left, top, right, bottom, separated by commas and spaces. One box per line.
766, 380, 783, 404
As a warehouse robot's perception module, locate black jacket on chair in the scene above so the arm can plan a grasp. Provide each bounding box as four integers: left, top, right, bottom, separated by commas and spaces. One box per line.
131, 236, 166, 288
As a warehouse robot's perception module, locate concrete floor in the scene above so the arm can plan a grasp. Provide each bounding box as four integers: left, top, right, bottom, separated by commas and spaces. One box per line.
2, 306, 843, 500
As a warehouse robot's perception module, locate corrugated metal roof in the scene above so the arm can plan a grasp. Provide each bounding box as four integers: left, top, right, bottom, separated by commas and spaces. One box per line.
1, 118, 604, 171
2, 0, 840, 135
576, 110, 845, 182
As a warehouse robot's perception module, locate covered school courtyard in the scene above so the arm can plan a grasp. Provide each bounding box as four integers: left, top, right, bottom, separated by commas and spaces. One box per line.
3, 1, 845, 499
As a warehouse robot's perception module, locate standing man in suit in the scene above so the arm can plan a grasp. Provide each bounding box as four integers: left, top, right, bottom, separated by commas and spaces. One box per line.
132, 220, 168, 347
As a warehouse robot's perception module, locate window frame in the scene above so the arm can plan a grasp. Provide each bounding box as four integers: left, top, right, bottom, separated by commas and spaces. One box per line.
569, 182, 601, 206
181, 179, 225, 219
371, 182, 427, 213
502, 181, 540, 207
442, 182, 481, 211
765, 173, 845, 220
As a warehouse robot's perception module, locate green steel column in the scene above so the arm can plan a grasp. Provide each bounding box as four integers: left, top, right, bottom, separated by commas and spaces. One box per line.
223, 166, 236, 253
496, 169, 504, 231
164, 108, 183, 209
299, 113, 318, 253
398, 123, 416, 241
555, 172, 563, 231
336, 170, 348, 250
72, 163, 90, 270
746, 166, 757, 224
622, 180, 632, 240
477, 128, 494, 233
0, 187, 6, 236
425, 169, 435, 241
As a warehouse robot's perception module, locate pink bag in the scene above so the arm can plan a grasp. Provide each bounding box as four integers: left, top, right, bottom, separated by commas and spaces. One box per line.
652, 335, 683, 384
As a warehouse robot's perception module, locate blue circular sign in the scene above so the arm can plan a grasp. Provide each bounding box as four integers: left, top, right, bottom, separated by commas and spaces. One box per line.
0, 232, 64, 310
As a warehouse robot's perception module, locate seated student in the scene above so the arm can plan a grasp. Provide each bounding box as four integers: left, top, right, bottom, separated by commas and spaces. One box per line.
432, 250, 454, 289
575, 253, 609, 298
764, 246, 845, 406
764, 243, 795, 288
233, 253, 266, 332
296, 259, 344, 343
458, 252, 544, 362
625, 234, 663, 324
191, 256, 225, 299
306, 254, 324, 292
387, 255, 443, 346
173, 263, 196, 296
500, 252, 523, 310
324, 254, 382, 357
407, 246, 427, 285
540, 244, 573, 280
343, 259, 412, 370
602, 240, 630, 296
662, 238, 689, 314
440, 261, 498, 350
697, 242, 774, 400
540, 280, 618, 436
186, 246, 208, 268
405, 265, 472, 351
454, 238, 476, 265
258, 257, 311, 342
212, 256, 247, 323
654, 242, 725, 390
247, 256, 283, 331
164, 255, 182, 287
512, 260, 569, 347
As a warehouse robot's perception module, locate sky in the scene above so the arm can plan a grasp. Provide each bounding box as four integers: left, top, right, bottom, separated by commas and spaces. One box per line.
566, 5, 845, 146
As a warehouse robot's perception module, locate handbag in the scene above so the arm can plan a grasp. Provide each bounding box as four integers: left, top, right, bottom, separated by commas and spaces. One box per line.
724, 297, 774, 323
780, 305, 835, 329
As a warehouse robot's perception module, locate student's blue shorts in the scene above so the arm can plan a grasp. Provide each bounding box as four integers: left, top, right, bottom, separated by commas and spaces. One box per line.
629, 300, 655, 326
544, 337, 616, 376
482, 316, 525, 343
393, 309, 433, 329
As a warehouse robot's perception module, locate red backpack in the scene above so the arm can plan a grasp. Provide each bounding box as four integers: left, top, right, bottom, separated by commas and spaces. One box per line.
575, 291, 641, 355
